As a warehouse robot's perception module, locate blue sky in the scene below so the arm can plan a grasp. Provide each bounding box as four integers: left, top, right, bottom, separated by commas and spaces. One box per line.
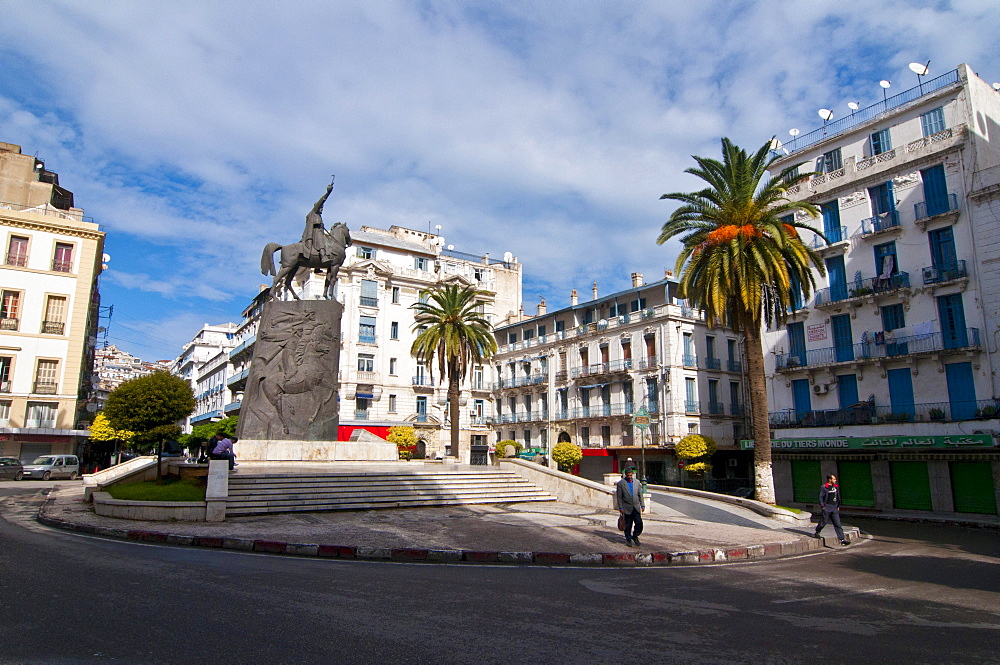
2, 1, 998, 361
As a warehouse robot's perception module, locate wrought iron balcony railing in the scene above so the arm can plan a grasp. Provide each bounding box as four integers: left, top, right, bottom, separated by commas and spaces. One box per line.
0, 317, 19, 331
704, 357, 721, 370
858, 210, 900, 236
922, 260, 967, 285
775, 327, 980, 370
914, 192, 958, 221
41, 321, 64, 335
682, 354, 698, 368
770, 398, 1000, 428
815, 272, 910, 306
811, 226, 848, 247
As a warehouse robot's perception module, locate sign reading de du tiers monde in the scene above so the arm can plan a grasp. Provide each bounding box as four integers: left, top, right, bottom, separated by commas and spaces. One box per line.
741, 434, 995, 450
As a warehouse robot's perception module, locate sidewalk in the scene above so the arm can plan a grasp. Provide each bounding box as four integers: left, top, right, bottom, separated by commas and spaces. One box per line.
36, 482, 859, 566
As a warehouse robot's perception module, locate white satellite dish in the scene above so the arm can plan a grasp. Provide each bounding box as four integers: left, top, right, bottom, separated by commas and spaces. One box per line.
447, 244, 454, 250
102, 253, 111, 262
817, 109, 834, 121
788, 128, 800, 137
503, 251, 513, 263
908, 62, 929, 76
992, 82, 999, 91
769, 138, 782, 150
847, 102, 859, 111
879, 80, 892, 89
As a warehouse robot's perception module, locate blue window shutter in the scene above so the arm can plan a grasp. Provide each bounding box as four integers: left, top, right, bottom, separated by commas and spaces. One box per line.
792, 379, 812, 419
826, 255, 847, 301
929, 227, 957, 270
821, 201, 842, 242
921, 107, 945, 137
887, 368, 915, 419
837, 374, 859, 408
921, 164, 949, 216
787, 322, 806, 365
831, 314, 854, 362
937, 294, 968, 348
945, 362, 977, 420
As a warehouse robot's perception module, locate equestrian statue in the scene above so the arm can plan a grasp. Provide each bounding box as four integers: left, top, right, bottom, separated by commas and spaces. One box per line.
261, 179, 352, 300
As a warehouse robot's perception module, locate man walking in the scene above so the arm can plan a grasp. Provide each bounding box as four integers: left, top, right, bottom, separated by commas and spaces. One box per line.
615, 468, 645, 547
815, 474, 849, 545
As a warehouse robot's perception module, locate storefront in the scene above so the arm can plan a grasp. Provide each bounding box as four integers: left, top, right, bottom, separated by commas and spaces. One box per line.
745, 434, 1000, 517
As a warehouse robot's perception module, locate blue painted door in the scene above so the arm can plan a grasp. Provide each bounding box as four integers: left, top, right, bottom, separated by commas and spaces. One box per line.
869, 182, 895, 215
937, 294, 968, 348
837, 374, 859, 408
929, 227, 957, 271
826, 256, 847, 302
921, 164, 949, 216
831, 314, 854, 362
887, 368, 915, 420
945, 362, 977, 420
821, 201, 842, 243
787, 322, 806, 366
881, 303, 908, 355
792, 379, 812, 421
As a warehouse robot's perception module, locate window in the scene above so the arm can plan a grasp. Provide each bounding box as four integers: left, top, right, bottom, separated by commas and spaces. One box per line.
389, 357, 398, 375
0, 400, 9, 425
685, 377, 697, 413
52, 243, 73, 272
782, 166, 800, 183
555, 320, 565, 333
360, 280, 378, 307
25, 401, 57, 428
416, 396, 427, 421
537, 324, 546, 338
391, 287, 400, 304
473, 399, 484, 419
816, 148, 842, 174
356, 246, 375, 259
874, 242, 897, 280
508, 332, 517, 344
355, 397, 369, 418
920, 107, 945, 137
821, 200, 842, 243
357, 354, 375, 372
523, 430, 531, 447
881, 304, 905, 332
358, 316, 376, 343
0, 357, 10, 392
388, 394, 397, 413
474, 268, 485, 281
523, 329, 534, 340
0, 291, 20, 330
42, 295, 67, 334
390, 322, 399, 340
6, 236, 28, 267
630, 297, 646, 312
415, 257, 429, 271
868, 182, 896, 216
870, 128, 892, 155
473, 366, 483, 389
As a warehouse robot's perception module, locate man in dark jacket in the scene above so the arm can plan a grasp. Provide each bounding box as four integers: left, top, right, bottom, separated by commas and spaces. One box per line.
615, 469, 645, 547
814, 474, 848, 545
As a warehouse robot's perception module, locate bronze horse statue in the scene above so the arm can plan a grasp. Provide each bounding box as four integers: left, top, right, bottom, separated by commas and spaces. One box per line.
260, 183, 352, 300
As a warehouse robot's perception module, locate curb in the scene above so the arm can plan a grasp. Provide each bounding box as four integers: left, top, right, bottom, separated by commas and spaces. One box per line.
35, 496, 857, 567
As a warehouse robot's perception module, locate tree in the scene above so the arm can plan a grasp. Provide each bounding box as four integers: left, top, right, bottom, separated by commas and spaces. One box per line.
410, 283, 498, 462
675, 434, 717, 489
181, 416, 239, 456
551, 441, 582, 473
104, 371, 195, 452
658, 138, 824, 504
89, 412, 135, 446
387, 425, 418, 460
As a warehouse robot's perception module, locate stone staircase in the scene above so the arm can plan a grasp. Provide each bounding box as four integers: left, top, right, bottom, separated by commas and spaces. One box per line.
225, 469, 557, 516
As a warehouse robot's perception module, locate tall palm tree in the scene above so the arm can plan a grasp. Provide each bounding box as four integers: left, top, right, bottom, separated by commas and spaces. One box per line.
411, 283, 498, 462
658, 138, 824, 504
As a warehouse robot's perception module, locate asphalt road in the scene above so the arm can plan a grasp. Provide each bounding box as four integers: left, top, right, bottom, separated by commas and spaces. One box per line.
1, 485, 998, 665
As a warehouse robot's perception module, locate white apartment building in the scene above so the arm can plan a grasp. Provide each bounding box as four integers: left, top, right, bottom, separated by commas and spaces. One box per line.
225, 225, 523, 462
491, 274, 750, 486
0, 141, 104, 462
171, 322, 238, 431
761, 63, 1000, 517
92, 344, 170, 409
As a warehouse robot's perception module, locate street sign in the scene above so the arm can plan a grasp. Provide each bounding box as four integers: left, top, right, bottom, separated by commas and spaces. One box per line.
631, 406, 651, 429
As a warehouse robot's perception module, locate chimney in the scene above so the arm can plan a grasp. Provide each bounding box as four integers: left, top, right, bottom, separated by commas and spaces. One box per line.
631, 272, 644, 287
570, 289, 578, 306
664, 268, 674, 278
537, 298, 547, 316
592, 282, 598, 300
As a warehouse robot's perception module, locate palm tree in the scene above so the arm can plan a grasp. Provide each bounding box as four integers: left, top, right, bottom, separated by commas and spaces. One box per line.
658, 138, 824, 504
411, 283, 498, 462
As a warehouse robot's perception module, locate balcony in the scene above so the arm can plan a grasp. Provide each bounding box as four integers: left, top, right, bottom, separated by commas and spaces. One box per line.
914, 192, 958, 228
228, 334, 257, 360
41, 321, 64, 335
358, 334, 377, 344
359, 296, 378, 308
682, 354, 698, 368
727, 359, 743, 373
51, 259, 73, 273
224, 400, 242, 414
685, 400, 700, 414
355, 370, 379, 383
555, 370, 568, 382
25, 419, 57, 428
730, 403, 745, 417
706, 401, 725, 416
775, 327, 980, 371
637, 355, 658, 370
572, 359, 632, 379
33, 381, 58, 394
354, 410, 369, 420
573, 403, 635, 419
770, 398, 1000, 428
0, 317, 19, 331
414, 414, 429, 423
811, 225, 848, 248
704, 357, 721, 371
857, 211, 900, 238
411, 376, 435, 387
922, 260, 967, 285
227, 368, 250, 387
814, 272, 910, 307
5, 253, 27, 267
0, 380, 9, 393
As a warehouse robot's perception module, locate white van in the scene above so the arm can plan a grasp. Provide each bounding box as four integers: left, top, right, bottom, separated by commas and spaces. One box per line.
21, 455, 80, 480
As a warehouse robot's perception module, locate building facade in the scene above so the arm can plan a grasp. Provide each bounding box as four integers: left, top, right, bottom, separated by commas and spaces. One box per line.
224, 225, 523, 462
171, 323, 238, 431
491, 274, 751, 485
761, 63, 1000, 517
0, 141, 104, 462
92, 344, 171, 410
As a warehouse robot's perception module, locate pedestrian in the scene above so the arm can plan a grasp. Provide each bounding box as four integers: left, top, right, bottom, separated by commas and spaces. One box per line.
614, 468, 645, 547
814, 474, 849, 545
208, 434, 238, 471
622, 457, 637, 475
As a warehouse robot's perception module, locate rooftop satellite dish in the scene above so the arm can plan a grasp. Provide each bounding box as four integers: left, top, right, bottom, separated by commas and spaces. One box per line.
788, 128, 800, 137
818, 109, 833, 121
908, 62, 930, 76
102, 253, 111, 262
503, 251, 513, 263
879, 80, 892, 88
847, 101, 859, 111
447, 244, 454, 250
992, 82, 1000, 91
769, 138, 782, 150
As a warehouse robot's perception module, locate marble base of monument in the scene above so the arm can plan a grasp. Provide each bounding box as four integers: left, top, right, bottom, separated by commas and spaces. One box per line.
236, 439, 399, 462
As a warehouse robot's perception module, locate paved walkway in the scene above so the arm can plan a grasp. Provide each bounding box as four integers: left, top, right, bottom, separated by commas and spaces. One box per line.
31, 461, 861, 565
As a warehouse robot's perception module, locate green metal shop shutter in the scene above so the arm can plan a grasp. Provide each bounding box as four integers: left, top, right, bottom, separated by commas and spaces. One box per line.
890, 461, 932, 511
837, 460, 875, 507
950, 462, 997, 515
791, 459, 822, 504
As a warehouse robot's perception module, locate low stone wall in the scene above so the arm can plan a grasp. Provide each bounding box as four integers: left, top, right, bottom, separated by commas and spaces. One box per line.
500, 459, 614, 510
82, 456, 158, 487
236, 439, 399, 462
92, 491, 206, 521
647, 484, 811, 525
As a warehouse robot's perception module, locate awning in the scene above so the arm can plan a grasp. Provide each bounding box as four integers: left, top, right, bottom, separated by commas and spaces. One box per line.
578, 382, 609, 389
356, 392, 374, 399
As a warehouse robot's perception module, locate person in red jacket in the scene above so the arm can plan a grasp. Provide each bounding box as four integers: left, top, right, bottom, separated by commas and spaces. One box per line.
814, 475, 848, 545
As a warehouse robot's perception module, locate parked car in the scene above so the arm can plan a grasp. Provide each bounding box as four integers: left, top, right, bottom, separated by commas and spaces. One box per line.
0, 457, 23, 480
21, 455, 80, 480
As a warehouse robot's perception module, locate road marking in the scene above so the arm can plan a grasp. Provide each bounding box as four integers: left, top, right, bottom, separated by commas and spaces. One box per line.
772, 587, 888, 604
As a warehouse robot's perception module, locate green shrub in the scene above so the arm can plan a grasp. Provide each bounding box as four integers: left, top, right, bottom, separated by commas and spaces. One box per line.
684, 461, 713, 474
551, 441, 582, 471
496, 439, 522, 457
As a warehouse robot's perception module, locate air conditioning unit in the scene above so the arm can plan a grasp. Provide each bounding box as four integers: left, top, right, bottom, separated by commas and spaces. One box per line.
813, 384, 829, 395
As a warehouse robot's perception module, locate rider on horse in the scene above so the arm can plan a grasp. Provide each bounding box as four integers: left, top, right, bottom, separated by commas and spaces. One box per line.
301, 181, 335, 264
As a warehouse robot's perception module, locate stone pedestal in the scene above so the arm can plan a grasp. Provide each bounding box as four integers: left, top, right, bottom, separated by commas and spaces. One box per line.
236, 439, 399, 462
237, 299, 342, 441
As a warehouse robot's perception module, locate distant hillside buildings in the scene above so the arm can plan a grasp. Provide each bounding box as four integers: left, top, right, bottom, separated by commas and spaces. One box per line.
92, 344, 171, 409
